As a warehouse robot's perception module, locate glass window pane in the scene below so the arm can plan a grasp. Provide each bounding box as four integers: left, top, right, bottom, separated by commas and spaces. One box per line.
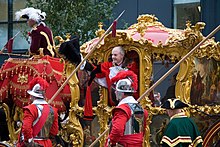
0, 0, 8, 21
13, 0, 27, 21
174, 2, 201, 29
13, 23, 29, 50
0, 24, 8, 49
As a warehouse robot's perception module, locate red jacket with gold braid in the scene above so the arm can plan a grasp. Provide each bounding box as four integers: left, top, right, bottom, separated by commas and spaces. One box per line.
30, 23, 55, 57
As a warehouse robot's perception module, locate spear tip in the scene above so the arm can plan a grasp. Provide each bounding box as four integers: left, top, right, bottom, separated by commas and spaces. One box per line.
115, 10, 125, 21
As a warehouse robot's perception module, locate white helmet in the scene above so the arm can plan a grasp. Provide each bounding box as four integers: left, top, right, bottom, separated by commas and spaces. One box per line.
115, 78, 136, 93
111, 70, 138, 93
27, 83, 45, 99
27, 77, 49, 99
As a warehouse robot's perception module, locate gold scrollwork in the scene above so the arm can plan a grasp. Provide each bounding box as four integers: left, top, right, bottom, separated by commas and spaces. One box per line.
62, 63, 84, 147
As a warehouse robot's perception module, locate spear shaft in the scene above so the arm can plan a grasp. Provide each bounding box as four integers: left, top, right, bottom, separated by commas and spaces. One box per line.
0, 31, 21, 52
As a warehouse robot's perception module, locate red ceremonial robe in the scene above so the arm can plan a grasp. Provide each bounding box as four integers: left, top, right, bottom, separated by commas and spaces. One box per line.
96, 61, 139, 105
84, 61, 139, 120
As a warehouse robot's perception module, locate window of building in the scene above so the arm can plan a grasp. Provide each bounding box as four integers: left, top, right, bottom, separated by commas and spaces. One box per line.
0, 0, 8, 49
173, 0, 201, 29
0, 0, 29, 53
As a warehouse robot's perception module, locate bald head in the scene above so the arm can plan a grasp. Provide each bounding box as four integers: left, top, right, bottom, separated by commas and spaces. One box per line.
113, 46, 125, 56
111, 46, 125, 65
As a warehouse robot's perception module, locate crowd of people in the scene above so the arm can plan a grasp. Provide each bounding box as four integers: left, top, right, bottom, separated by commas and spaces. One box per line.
0, 6, 205, 147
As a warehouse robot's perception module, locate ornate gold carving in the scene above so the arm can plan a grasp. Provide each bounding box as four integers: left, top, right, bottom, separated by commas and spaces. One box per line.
176, 56, 194, 103
17, 73, 28, 85
128, 14, 164, 38
65, 33, 71, 41
79, 14, 220, 146
129, 14, 164, 29
61, 63, 84, 147
95, 22, 105, 37
1, 103, 19, 144
94, 87, 113, 145
194, 38, 220, 61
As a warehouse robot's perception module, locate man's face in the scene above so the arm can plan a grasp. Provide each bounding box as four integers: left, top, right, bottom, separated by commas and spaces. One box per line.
111, 47, 124, 65
27, 19, 36, 27
166, 109, 173, 117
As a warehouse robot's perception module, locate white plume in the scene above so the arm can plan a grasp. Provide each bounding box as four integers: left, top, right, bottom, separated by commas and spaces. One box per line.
15, 7, 46, 22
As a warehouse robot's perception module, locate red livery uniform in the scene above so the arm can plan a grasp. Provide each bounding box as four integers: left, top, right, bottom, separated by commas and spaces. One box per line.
17, 77, 59, 147
106, 96, 148, 147
30, 23, 55, 57
105, 70, 148, 147
21, 100, 58, 147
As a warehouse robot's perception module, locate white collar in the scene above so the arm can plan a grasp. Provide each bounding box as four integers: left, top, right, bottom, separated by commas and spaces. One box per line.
118, 96, 138, 106
38, 22, 46, 26
32, 99, 48, 105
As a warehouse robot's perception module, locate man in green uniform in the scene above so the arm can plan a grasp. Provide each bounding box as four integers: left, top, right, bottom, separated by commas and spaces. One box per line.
160, 98, 203, 147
